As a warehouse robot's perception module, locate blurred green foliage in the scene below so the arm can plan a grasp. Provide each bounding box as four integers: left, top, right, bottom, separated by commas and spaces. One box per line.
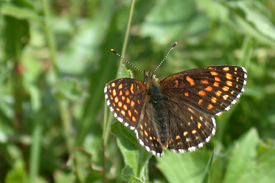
1, 0, 275, 182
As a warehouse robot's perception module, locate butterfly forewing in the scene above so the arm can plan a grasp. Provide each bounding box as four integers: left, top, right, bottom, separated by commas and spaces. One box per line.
104, 78, 146, 129
160, 66, 247, 116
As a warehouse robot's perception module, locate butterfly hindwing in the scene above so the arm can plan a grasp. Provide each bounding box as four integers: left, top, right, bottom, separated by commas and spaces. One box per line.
164, 99, 216, 152
134, 103, 164, 156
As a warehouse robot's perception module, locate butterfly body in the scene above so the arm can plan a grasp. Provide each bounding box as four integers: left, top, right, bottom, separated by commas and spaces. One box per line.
105, 66, 247, 156
143, 71, 170, 148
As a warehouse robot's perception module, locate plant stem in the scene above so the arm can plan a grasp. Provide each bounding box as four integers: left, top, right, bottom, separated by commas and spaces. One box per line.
116, 0, 136, 78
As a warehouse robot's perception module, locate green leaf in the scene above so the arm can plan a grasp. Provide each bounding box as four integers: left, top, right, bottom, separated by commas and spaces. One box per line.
140, 0, 209, 45
1, 3, 41, 22
5, 160, 28, 183
111, 121, 139, 151
53, 78, 86, 101
235, 1, 275, 41
253, 147, 275, 182
201, 150, 215, 183
223, 128, 259, 183
122, 165, 143, 183
157, 150, 211, 183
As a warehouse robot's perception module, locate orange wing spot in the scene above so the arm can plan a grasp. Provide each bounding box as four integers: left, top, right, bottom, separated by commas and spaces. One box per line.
144, 130, 148, 136
137, 100, 141, 104
198, 90, 206, 96
140, 125, 143, 130
174, 80, 179, 87
204, 86, 213, 92
198, 99, 203, 105
136, 85, 140, 91
176, 135, 181, 139
116, 108, 120, 111
128, 110, 132, 117
134, 109, 138, 114
226, 80, 233, 86
234, 67, 238, 71
199, 116, 203, 121
215, 90, 222, 97
211, 97, 217, 103
118, 102, 123, 107
210, 71, 218, 76
215, 77, 221, 82
184, 92, 189, 96
186, 76, 195, 86
236, 85, 239, 89
201, 80, 209, 84
213, 82, 220, 87
111, 83, 116, 87
123, 104, 127, 110
183, 131, 188, 136
222, 86, 230, 91
130, 101, 135, 107
223, 95, 229, 100
192, 130, 197, 134
197, 122, 202, 129
149, 136, 153, 140
130, 83, 134, 94
144, 122, 147, 127
132, 116, 137, 122
223, 67, 230, 71
230, 90, 235, 95
121, 110, 125, 116
169, 139, 174, 144
110, 95, 113, 100
118, 84, 123, 89
121, 96, 125, 100
126, 98, 130, 103
226, 73, 233, 80
114, 97, 119, 103
125, 90, 130, 96
119, 90, 123, 96
107, 85, 111, 89
207, 104, 213, 110
112, 89, 117, 96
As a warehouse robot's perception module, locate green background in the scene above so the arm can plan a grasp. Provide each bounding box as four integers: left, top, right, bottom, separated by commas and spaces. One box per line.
1, 0, 275, 182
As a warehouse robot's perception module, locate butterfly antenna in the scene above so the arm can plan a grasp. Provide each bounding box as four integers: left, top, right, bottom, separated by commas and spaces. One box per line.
153, 42, 178, 74
110, 49, 143, 74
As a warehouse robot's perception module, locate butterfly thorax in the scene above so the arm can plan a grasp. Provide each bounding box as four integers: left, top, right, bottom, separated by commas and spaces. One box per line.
143, 70, 169, 148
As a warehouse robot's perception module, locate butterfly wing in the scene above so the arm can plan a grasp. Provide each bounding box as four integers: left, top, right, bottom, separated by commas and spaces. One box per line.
134, 102, 164, 156
160, 66, 247, 116
105, 78, 164, 156
164, 99, 216, 152
159, 66, 247, 152
104, 78, 146, 129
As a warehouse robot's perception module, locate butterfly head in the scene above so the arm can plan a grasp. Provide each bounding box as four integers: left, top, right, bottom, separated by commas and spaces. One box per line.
143, 70, 154, 82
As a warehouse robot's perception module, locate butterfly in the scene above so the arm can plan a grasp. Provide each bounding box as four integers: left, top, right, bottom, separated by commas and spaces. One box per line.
104, 42, 247, 157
